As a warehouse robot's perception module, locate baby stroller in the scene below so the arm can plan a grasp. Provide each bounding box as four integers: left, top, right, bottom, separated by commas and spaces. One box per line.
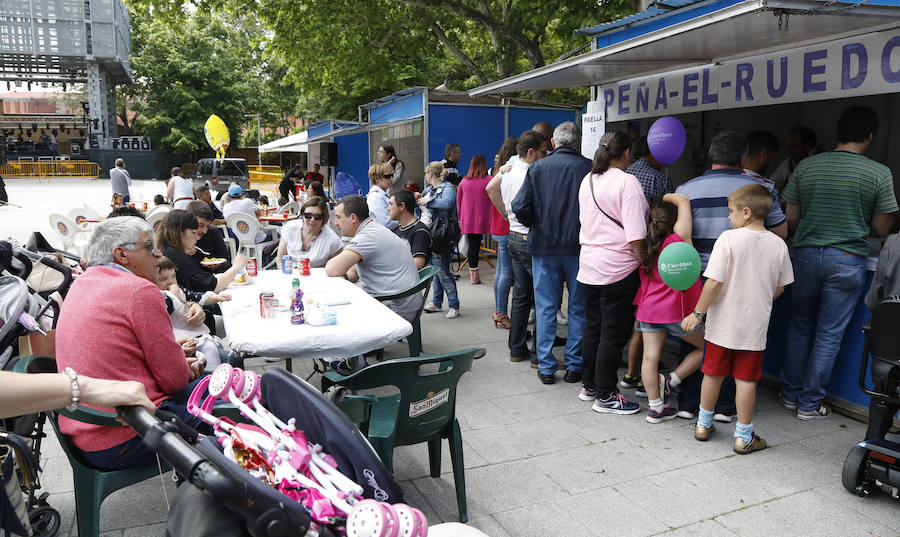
842, 297, 900, 499
0, 251, 73, 536
115, 365, 418, 537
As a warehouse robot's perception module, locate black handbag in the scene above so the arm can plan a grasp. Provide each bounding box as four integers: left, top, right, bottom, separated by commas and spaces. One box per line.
429, 217, 461, 255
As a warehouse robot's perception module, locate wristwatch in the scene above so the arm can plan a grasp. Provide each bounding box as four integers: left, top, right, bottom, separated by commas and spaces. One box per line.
692, 310, 706, 321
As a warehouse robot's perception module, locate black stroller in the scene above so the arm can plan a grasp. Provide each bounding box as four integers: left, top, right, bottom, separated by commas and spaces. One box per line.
63, 365, 409, 537
842, 297, 900, 499
0, 243, 73, 537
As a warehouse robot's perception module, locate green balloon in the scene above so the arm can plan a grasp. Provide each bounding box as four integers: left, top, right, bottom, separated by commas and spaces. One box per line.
657, 241, 702, 291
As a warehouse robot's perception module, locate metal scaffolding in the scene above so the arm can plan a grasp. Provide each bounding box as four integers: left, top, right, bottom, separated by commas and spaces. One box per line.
0, 0, 131, 148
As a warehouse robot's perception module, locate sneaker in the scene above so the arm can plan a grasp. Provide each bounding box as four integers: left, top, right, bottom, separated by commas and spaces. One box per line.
446, 308, 460, 319
713, 412, 736, 423
578, 386, 598, 402
658, 373, 678, 398
693, 423, 715, 441
646, 403, 678, 424
530, 356, 539, 369
797, 403, 831, 420
676, 409, 697, 420
733, 433, 767, 455
777, 391, 798, 411
634, 379, 647, 398
528, 310, 536, 325
618, 374, 641, 390
592, 393, 641, 415
423, 303, 441, 313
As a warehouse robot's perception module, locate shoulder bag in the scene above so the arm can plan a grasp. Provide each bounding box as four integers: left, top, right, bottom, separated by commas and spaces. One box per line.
588, 174, 623, 229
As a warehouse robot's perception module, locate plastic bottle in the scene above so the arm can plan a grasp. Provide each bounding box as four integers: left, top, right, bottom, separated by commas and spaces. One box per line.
290, 288, 305, 325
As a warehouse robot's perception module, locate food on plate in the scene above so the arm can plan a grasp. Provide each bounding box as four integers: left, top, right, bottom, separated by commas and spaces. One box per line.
233, 273, 248, 284
201, 257, 226, 265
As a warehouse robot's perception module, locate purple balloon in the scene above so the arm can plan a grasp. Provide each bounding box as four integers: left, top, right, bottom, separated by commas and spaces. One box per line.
647, 116, 687, 165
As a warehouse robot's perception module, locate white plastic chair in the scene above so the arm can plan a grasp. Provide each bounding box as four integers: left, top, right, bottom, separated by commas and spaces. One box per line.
146, 211, 168, 235
68, 205, 101, 224
277, 200, 299, 214
225, 212, 277, 267
48, 213, 90, 257
145, 204, 171, 219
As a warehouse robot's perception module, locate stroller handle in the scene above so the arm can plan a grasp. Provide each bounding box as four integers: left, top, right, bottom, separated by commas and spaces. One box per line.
116, 406, 303, 537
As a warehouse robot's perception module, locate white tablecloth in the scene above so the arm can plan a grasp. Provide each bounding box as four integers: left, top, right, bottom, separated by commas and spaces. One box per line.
219, 268, 413, 359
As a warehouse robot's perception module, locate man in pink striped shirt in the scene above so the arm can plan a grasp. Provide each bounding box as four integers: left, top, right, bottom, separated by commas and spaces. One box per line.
55, 216, 205, 470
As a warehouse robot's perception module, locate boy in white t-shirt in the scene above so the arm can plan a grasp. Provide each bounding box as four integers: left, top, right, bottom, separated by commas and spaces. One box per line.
681, 183, 793, 454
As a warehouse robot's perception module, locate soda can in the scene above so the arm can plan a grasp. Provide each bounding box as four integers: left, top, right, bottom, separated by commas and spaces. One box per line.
247, 258, 258, 276
281, 255, 293, 274
259, 291, 274, 318
143, 202, 148, 210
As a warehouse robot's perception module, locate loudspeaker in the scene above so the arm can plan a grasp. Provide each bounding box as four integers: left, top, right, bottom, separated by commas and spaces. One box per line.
320, 142, 337, 166
111, 138, 120, 149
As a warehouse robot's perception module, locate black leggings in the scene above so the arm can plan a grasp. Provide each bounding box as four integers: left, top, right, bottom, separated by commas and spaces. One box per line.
582, 269, 640, 398
466, 234, 483, 268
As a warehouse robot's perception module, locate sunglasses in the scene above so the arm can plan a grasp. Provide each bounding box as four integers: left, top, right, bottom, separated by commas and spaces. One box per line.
303, 212, 324, 221
382, 173, 394, 179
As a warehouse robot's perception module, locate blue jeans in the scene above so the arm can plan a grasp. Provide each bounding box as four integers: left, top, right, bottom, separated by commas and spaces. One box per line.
492, 234, 513, 315
507, 232, 534, 357
781, 247, 867, 411
431, 253, 460, 310
532, 254, 585, 374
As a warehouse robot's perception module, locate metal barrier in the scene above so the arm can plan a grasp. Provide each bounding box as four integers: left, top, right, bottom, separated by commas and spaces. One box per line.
249, 170, 284, 185
1, 160, 101, 181
248, 165, 283, 173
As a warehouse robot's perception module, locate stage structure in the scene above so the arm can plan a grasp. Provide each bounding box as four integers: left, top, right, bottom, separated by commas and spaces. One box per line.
0, 0, 131, 149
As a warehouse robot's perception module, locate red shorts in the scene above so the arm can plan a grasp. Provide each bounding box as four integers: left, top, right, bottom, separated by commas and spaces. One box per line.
701, 341, 763, 382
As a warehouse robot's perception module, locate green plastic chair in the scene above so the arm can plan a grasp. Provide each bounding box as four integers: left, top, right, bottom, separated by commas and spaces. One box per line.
372, 265, 438, 357
16, 355, 173, 537
322, 347, 486, 522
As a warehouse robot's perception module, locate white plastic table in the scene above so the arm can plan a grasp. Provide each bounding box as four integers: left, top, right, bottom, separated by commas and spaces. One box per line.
219, 268, 413, 359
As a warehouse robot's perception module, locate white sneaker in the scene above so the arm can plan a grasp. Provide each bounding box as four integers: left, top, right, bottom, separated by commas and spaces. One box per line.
557, 309, 568, 325
446, 308, 460, 319
713, 412, 736, 423
676, 409, 697, 420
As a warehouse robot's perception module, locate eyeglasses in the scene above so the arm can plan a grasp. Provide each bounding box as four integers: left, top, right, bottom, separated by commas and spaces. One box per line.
123, 240, 159, 253
303, 212, 324, 221
382, 173, 393, 179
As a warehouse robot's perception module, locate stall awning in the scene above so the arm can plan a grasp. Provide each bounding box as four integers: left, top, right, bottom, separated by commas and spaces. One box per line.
469, 0, 900, 95
303, 116, 425, 145
257, 131, 308, 153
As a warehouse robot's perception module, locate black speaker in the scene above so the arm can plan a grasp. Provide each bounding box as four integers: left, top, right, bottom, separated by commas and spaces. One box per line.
320, 142, 337, 166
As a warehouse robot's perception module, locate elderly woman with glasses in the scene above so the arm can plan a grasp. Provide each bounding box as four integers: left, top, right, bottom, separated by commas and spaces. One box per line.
276, 196, 343, 269
156, 210, 246, 293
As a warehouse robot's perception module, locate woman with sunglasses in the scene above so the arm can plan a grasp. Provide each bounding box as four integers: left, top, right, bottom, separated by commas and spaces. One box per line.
367, 162, 399, 231
276, 196, 343, 269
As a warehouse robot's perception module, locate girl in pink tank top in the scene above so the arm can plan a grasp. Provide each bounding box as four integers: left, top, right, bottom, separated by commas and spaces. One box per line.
632, 193, 705, 423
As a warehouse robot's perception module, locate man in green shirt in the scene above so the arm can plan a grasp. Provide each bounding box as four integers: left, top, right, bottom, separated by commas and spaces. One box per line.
779, 106, 898, 420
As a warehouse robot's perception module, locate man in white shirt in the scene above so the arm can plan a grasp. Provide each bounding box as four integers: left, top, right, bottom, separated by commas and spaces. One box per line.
486, 130, 549, 363
325, 195, 419, 321
222, 184, 268, 243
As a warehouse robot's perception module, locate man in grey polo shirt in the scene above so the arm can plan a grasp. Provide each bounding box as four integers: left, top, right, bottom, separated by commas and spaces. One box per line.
325, 195, 419, 320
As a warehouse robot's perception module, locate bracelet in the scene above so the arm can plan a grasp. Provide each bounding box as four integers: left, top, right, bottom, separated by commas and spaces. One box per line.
63, 367, 80, 411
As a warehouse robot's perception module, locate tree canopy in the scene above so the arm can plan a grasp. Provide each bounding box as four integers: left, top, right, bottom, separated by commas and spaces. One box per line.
122, 0, 632, 147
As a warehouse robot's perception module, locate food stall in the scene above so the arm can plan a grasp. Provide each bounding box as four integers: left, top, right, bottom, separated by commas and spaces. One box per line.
469, 0, 900, 417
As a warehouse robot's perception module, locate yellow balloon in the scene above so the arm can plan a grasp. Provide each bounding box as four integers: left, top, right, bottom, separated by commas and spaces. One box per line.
204, 115, 230, 161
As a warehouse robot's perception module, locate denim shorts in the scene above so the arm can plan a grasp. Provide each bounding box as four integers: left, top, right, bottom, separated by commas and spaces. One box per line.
638, 320, 702, 338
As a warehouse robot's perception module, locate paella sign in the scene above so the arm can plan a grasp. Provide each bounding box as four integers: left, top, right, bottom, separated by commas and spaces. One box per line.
409, 388, 450, 418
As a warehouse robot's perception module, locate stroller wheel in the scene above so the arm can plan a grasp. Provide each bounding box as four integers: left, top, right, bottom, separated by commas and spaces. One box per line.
28, 505, 60, 537
842, 445, 870, 497
324, 385, 351, 405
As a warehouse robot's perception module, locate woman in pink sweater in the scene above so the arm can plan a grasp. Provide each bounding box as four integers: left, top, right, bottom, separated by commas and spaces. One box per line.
456, 154, 493, 284
55, 217, 205, 470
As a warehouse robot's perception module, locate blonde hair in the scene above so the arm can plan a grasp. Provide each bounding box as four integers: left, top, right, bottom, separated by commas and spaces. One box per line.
368, 162, 394, 184
425, 161, 449, 182
728, 183, 772, 222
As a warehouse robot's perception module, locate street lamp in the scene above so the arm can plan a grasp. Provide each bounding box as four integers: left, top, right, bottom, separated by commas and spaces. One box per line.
245, 113, 261, 164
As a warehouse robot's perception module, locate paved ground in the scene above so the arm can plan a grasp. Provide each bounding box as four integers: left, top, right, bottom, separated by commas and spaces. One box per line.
3, 178, 899, 536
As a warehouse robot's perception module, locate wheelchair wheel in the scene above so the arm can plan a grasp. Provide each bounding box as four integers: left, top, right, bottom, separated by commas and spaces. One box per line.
842, 446, 870, 497
28, 505, 60, 537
